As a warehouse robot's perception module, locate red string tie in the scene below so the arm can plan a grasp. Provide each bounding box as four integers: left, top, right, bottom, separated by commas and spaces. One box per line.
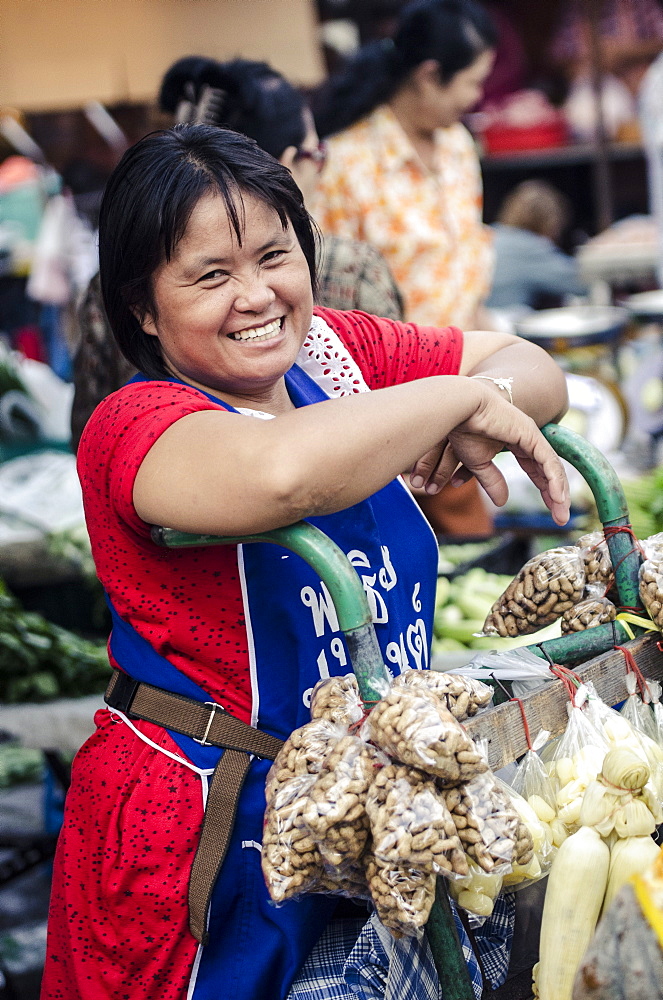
548, 663, 582, 705
603, 524, 646, 578
600, 775, 635, 793
614, 644, 651, 701
348, 698, 382, 734
510, 696, 533, 751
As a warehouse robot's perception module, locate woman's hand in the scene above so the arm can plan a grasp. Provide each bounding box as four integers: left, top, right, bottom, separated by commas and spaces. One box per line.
410, 384, 570, 526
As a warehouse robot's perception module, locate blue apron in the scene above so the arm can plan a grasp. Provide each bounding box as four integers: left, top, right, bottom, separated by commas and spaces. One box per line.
109, 363, 439, 1000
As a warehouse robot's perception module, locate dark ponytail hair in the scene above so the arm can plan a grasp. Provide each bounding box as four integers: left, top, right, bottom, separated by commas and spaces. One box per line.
158, 57, 308, 159
313, 0, 497, 138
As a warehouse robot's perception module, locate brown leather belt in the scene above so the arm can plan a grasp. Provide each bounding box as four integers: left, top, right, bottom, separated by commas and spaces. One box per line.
105, 669, 284, 944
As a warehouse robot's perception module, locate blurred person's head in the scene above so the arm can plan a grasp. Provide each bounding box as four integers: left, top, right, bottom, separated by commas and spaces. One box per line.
497, 180, 571, 244
312, 0, 497, 138
158, 57, 327, 206
98, 124, 317, 381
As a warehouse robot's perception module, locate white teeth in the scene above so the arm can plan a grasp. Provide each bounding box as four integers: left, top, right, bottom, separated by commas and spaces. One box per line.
230, 319, 281, 342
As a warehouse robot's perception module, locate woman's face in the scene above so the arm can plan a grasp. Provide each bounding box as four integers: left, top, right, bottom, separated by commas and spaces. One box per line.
423, 49, 495, 129
140, 191, 314, 406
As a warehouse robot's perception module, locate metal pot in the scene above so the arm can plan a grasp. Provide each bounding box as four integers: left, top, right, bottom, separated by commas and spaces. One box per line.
515, 305, 630, 350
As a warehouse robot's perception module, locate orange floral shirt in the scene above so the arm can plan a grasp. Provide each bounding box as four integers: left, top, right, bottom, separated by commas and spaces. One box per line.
313, 105, 494, 329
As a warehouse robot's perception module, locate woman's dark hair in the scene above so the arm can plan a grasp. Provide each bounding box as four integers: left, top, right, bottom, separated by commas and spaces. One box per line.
313, 0, 497, 138
98, 124, 318, 379
158, 57, 308, 159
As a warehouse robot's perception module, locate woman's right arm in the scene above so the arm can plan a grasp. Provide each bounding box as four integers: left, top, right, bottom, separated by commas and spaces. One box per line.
133, 375, 569, 536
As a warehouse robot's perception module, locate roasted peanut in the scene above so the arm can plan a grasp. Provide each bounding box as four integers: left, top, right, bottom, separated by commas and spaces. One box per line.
576, 531, 613, 588
640, 559, 663, 630
561, 597, 616, 634
302, 734, 385, 865
262, 775, 329, 902
265, 718, 342, 803
441, 771, 519, 873
392, 669, 492, 721
364, 856, 436, 939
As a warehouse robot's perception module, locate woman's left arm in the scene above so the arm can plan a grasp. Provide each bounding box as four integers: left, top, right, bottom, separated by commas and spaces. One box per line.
459, 329, 568, 426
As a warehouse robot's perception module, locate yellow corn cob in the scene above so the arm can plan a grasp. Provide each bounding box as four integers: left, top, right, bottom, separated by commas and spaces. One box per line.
537, 826, 609, 1000
602, 835, 660, 913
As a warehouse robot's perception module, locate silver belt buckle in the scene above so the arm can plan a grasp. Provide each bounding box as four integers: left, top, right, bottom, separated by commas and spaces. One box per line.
194, 701, 221, 746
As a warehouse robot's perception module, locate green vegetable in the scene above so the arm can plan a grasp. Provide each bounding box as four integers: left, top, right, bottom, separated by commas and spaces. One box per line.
432, 637, 468, 652
621, 467, 663, 539
434, 566, 505, 649
454, 590, 499, 621
437, 539, 499, 573
435, 575, 451, 608
434, 618, 486, 644
0, 743, 44, 788
0, 580, 110, 703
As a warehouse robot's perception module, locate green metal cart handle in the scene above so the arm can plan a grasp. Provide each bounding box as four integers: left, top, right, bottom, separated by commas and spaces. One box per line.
151, 519, 475, 998
525, 423, 645, 666
152, 521, 391, 705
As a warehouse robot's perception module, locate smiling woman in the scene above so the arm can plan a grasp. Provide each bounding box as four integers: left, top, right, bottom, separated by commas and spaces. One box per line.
41, 123, 570, 1000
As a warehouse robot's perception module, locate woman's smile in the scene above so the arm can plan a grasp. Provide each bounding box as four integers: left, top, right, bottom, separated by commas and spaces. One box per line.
228, 316, 284, 343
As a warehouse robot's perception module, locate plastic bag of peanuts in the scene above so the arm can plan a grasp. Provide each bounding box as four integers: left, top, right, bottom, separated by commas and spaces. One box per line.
561, 595, 617, 634
392, 668, 493, 721
265, 718, 344, 803
643, 532, 663, 563
262, 773, 371, 903
482, 546, 585, 638
441, 770, 520, 874
640, 558, 663, 630
309, 673, 365, 728
364, 856, 436, 939
262, 774, 333, 902
575, 531, 613, 589
363, 685, 487, 785
365, 762, 468, 877
301, 733, 387, 866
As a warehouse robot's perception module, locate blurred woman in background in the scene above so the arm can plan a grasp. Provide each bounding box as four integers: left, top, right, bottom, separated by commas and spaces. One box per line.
311, 0, 499, 536
312, 0, 497, 332
486, 180, 587, 312
158, 57, 404, 321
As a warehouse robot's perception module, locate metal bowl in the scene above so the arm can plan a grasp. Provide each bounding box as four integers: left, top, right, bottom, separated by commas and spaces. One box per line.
515, 305, 630, 350
622, 289, 663, 323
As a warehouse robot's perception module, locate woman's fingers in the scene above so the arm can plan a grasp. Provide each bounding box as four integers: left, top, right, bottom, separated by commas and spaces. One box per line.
514, 450, 570, 526
410, 440, 452, 493
408, 388, 571, 524
410, 448, 440, 490
508, 425, 571, 525
448, 408, 571, 525
458, 457, 509, 507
